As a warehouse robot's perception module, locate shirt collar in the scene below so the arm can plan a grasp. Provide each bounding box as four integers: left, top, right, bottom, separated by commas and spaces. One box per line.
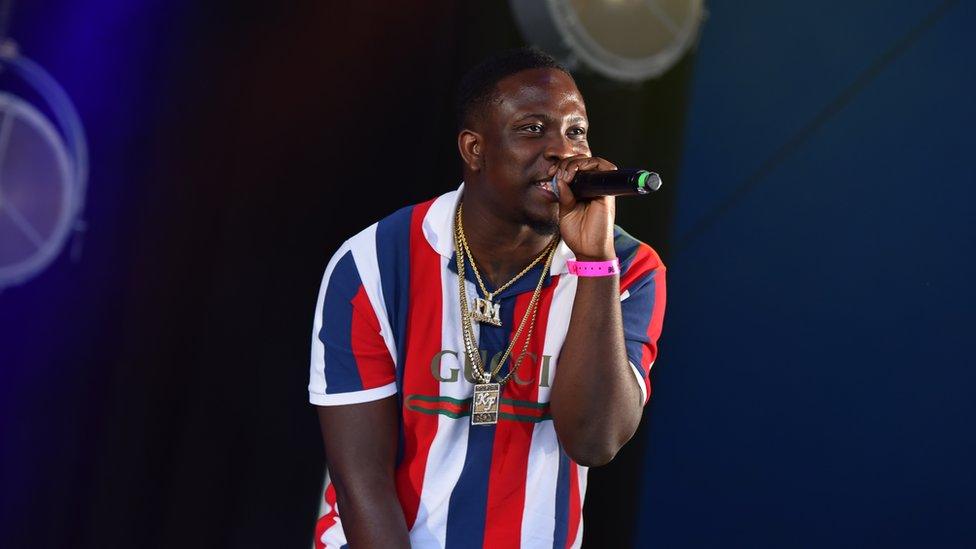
422, 183, 574, 276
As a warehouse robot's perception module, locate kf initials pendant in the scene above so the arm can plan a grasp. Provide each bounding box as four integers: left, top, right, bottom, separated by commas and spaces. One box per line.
471, 297, 502, 326
471, 383, 501, 425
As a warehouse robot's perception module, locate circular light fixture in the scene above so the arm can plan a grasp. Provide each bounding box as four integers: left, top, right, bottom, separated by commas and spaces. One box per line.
0, 91, 75, 287
510, 0, 705, 82
0, 42, 88, 290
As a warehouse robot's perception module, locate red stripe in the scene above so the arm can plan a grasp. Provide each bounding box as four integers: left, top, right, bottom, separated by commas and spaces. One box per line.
482, 275, 560, 548
497, 403, 548, 417
314, 483, 338, 549
407, 398, 544, 417
620, 244, 658, 293
350, 285, 396, 389
394, 199, 441, 529
641, 264, 667, 400
565, 460, 582, 548
408, 399, 469, 414
621, 243, 666, 402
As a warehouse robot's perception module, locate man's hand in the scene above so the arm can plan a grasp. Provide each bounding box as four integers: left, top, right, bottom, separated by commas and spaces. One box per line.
547, 155, 617, 260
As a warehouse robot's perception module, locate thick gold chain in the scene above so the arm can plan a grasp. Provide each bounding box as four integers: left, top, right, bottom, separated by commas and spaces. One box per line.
456, 204, 551, 301
454, 205, 557, 384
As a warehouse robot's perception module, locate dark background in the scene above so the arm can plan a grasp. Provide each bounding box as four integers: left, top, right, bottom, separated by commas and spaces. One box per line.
1, 1, 974, 548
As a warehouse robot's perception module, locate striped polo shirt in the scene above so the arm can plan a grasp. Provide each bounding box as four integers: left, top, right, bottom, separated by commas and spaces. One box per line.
309, 185, 666, 549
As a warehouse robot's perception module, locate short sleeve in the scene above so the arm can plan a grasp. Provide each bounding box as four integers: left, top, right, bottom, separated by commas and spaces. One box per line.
619, 243, 667, 405
308, 244, 397, 406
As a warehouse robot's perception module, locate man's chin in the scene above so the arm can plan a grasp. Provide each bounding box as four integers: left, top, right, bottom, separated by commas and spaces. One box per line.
526, 215, 560, 236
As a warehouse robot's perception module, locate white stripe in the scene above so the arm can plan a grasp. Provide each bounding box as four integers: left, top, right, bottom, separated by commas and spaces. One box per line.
571, 526, 583, 549
521, 274, 576, 547
535, 274, 575, 404
521, 422, 561, 547
316, 473, 330, 518
578, 464, 588, 502
316, 472, 348, 549
630, 361, 649, 405
422, 186, 462, 258
320, 515, 347, 549
308, 240, 352, 400
309, 381, 397, 406
349, 223, 398, 368
549, 239, 575, 276
312, 475, 328, 549
410, 255, 474, 547
571, 464, 588, 548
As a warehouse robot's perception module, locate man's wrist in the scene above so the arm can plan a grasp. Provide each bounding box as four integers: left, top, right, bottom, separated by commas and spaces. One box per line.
568, 258, 620, 277
572, 250, 616, 262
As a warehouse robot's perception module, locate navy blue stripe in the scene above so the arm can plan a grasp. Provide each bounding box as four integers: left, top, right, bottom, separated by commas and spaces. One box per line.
375, 205, 414, 379
621, 271, 658, 377
319, 251, 365, 394
444, 291, 519, 548
552, 449, 571, 549
613, 225, 643, 274
444, 423, 496, 548
374, 205, 415, 467
448, 247, 555, 302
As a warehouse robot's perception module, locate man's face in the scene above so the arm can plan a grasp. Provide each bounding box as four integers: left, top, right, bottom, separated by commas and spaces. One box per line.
476, 68, 590, 233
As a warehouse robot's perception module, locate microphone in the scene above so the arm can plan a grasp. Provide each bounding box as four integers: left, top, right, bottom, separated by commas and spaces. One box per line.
552, 169, 663, 199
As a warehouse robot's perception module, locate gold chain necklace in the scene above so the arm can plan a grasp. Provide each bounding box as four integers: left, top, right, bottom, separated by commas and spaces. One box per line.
456, 204, 552, 326
454, 204, 557, 425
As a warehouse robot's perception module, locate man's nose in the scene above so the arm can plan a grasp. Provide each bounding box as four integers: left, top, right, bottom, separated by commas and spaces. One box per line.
544, 133, 578, 161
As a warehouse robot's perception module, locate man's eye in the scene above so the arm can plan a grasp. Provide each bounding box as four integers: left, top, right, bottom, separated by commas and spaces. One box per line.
569, 127, 588, 138
522, 124, 543, 133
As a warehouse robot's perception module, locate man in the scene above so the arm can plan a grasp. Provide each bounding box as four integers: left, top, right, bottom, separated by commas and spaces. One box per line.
309, 48, 666, 548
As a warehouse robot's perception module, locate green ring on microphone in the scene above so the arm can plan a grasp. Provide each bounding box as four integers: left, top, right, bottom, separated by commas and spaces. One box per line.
637, 171, 650, 189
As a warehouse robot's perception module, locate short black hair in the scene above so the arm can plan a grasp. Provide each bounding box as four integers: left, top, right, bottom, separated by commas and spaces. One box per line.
455, 47, 570, 130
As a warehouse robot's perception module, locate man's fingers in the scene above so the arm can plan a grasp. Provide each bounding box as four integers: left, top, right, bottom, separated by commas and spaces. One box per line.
557, 158, 594, 185
552, 155, 584, 181
552, 156, 616, 183
557, 176, 576, 211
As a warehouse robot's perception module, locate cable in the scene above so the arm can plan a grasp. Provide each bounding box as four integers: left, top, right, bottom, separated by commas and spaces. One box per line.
672, 0, 960, 256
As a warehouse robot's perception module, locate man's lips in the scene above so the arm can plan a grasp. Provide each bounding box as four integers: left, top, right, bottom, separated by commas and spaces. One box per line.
531, 178, 559, 201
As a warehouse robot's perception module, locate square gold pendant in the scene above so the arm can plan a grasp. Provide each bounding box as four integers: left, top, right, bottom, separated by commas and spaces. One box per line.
471, 297, 502, 326
471, 383, 500, 425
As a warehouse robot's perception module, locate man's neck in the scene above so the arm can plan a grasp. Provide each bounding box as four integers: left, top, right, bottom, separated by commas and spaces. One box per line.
459, 191, 553, 290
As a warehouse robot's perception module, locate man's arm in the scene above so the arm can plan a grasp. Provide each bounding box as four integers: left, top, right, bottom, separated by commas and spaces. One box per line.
310, 241, 407, 547
548, 155, 649, 467
550, 274, 643, 467
317, 396, 410, 548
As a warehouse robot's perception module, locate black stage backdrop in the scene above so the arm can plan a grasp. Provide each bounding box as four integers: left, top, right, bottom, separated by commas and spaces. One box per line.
0, 2, 691, 547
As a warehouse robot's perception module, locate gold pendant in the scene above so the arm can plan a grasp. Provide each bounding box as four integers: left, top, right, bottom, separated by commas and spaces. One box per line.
471, 383, 501, 425
471, 297, 502, 326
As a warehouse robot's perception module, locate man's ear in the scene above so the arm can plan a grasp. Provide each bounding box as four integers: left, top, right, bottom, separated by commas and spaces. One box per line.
457, 129, 484, 172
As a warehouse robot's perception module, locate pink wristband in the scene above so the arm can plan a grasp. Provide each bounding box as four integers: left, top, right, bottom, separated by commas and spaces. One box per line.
567, 258, 620, 277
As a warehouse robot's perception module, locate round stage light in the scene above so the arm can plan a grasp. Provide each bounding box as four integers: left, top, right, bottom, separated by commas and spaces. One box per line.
0, 92, 75, 287
510, 0, 705, 82
0, 42, 88, 290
